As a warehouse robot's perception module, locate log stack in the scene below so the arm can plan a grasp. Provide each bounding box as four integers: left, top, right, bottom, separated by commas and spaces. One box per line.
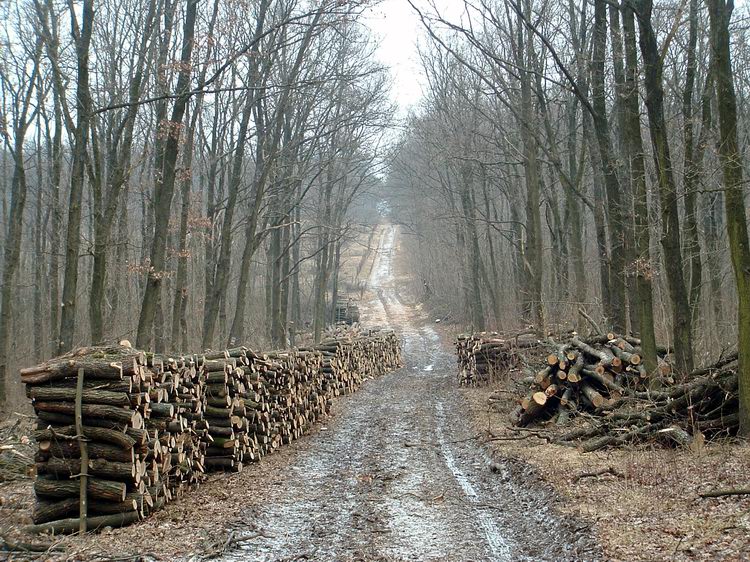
509, 333, 671, 427
23, 345, 154, 532
22, 328, 403, 534
146, 353, 207, 502
456, 332, 545, 385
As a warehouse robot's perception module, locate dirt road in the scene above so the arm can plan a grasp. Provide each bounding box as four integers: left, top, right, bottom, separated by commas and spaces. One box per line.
220, 224, 598, 561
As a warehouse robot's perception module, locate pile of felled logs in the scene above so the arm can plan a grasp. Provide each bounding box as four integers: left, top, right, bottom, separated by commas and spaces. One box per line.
507, 333, 740, 451
145, 353, 207, 502
456, 332, 545, 385
21, 329, 402, 534
510, 334, 668, 427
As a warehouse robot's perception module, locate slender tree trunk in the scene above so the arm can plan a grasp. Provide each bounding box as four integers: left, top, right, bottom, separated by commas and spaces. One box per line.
508, 200, 526, 322
707, 0, 750, 435
591, 0, 626, 333
565, 96, 587, 328
202, 95, 253, 349
58, 0, 94, 354
171, 127, 194, 352
516, 3, 544, 332
269, 212, 283, 346
459, 166, 485, 331
278, 218, 291, 346
705, 191, 724, 331
89, 0, 157, 344
622, 4, 658, 375
0, 142, 31, 404
34, 127, 45, 362
108, 184, 129, 334
329, 239, 342, 327
682, 0, 704, 322
136, 0, 199, 349
48, 88, 63, 357
312, 175, 333, 342
609, 4, 639, 333
582, 109, 612, 321
635, 0, 694, 375
170, 0, 219, 351
482, 167, 502, 327
290, 188, 302, 337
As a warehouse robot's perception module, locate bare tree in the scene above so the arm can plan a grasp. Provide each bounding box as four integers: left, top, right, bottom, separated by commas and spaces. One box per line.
706, 0, 750, 433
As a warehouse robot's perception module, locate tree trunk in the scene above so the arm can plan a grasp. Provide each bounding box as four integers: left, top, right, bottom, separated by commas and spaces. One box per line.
48, 87, 63, 357
459, 165, 485, 331
517, 2, 544, 332
482, 167, 503, 327
33, 127, 45, 362
313, 157, 335, 342
635, 0, 694, 375
707, 0, 750, 435
58, 0, 94, 354
591, 0, 626, 334
0, 143, 30, 405
565, 95, 587, 328
202, 90, 254, 349
89, 0, 157, 345
135, 0, 199, 349
682, 0, 703, 323
621, 4, 658, 376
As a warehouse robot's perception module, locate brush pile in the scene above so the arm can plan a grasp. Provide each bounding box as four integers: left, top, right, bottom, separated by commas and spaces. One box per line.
0, 415, 35, 482
505, 333, 739, 451
21, 328, 402, 534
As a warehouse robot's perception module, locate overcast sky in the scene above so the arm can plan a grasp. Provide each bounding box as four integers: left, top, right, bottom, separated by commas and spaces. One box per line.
364, 1, 464, 118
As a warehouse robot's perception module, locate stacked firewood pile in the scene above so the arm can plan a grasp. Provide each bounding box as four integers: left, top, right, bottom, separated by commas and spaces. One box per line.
196, 348, 257, 472
21, 329, 402, 534
146, 353, 207, 502
23, 345, 161, 533
506, 333, 739, 451
455, 332, 546, 385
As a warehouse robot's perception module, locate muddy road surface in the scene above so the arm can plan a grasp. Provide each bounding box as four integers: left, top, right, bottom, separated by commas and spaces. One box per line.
220, 224, 598, 562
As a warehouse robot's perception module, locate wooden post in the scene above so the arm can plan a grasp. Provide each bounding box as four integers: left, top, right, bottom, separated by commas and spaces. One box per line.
75, 367, 88, 533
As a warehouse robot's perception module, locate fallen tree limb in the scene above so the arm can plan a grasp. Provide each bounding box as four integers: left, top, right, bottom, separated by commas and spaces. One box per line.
698, 488, 750, 498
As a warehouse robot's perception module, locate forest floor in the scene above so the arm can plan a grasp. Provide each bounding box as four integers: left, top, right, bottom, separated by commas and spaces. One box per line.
461, 389, 750, 562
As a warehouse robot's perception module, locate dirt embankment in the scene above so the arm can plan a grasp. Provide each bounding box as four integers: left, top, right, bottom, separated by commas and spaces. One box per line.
455, 380, 750, 562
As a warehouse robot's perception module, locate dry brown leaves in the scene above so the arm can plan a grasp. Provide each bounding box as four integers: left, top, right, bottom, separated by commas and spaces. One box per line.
462, 378, 750, 562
